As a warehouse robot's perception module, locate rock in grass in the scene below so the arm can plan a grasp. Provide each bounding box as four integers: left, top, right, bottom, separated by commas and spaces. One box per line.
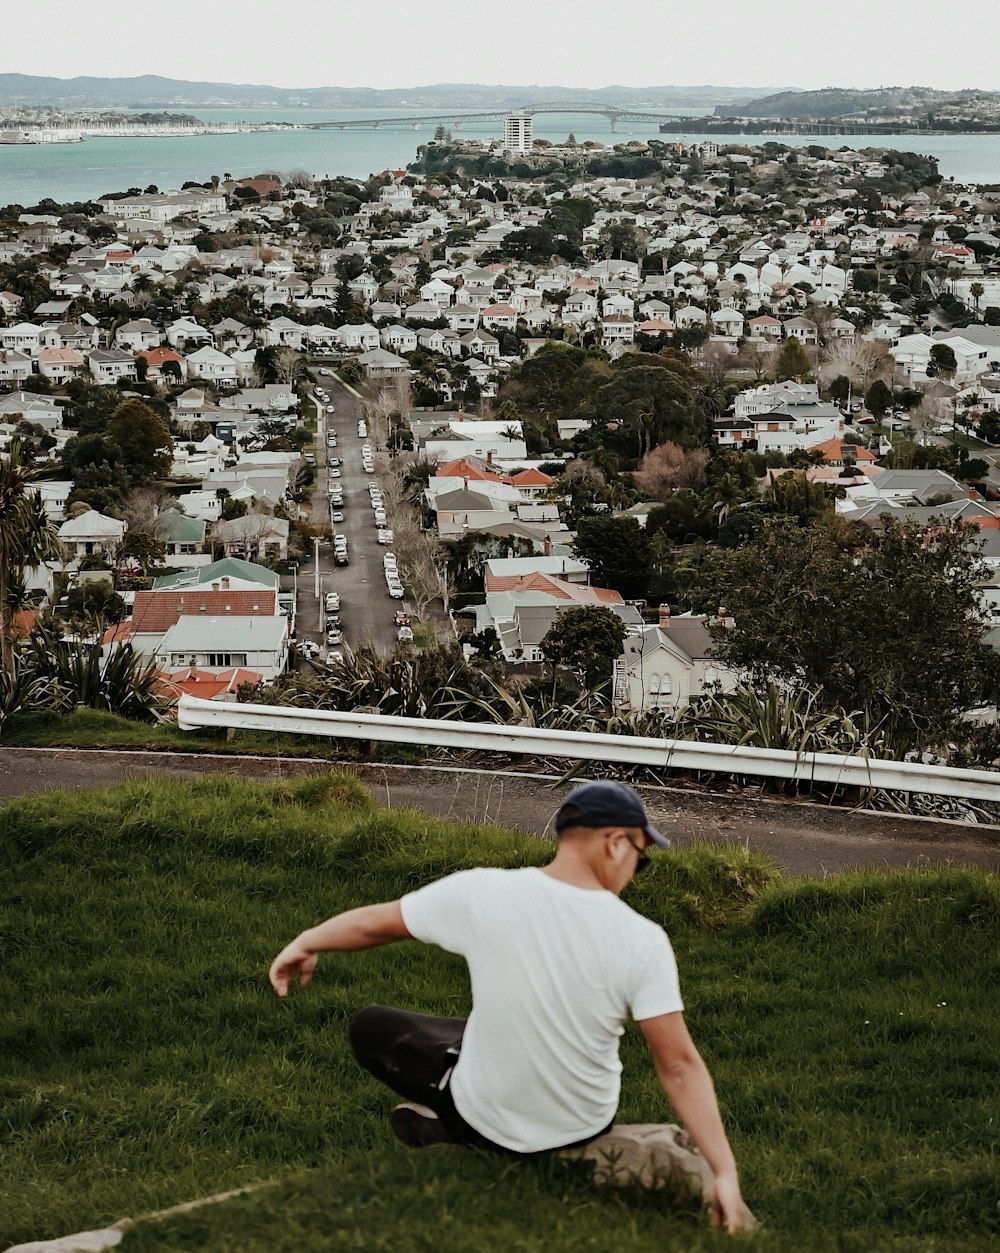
559, 1123, 713, 1199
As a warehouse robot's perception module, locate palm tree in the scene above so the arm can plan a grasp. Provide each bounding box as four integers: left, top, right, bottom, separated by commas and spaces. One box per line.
0, 440, 63, 679
970, 282, 985, 319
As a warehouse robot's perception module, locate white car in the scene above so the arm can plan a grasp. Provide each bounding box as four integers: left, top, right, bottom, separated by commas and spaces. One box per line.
377, 528, 394, 544
320, 369, 330, 376
387, 583, 405, 599
357, 422, 368, 436
397, 625, 414, 643
330, 468, 341, 478
326, 405, 335, 413
325, 592, 340, 612
297, 640, 321, 659
331, 511, 344, 523
326, 628, 342, 646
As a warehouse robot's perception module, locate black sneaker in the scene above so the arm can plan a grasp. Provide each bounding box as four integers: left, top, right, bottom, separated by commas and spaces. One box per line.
390, 1103, 459, 1148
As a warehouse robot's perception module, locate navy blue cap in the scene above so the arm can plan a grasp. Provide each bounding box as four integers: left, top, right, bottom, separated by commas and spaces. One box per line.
554, 780, 670, 848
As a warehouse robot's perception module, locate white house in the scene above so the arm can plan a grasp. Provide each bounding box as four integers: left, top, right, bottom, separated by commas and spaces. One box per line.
186, 345, 239, 383
58, 510, 126, 558
612, 614, 737, 712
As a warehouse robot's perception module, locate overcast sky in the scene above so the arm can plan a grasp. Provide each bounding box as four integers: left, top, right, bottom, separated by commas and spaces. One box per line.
6, 0, 999, 92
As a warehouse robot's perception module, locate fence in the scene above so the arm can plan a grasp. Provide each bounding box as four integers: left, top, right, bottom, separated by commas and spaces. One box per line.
176, 694, 1000, 804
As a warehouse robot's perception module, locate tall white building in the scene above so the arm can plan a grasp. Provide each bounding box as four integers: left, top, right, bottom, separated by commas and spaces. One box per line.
503, 110, 533, 155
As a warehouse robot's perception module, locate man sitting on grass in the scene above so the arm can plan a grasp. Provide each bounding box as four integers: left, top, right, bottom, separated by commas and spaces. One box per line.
269, 780, 756, 1234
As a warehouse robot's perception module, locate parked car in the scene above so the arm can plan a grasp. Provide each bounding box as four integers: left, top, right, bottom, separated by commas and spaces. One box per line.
325, 592, 340, 612
297, 640, 320, 659
330, 468, 341, 478
387, 584, 404, 599
397, 626, 414, 643
334, 551, 349, 566
374, 509, 387, 525
329, 457, 341, 467
326, 405, 335, 413
332, 511, 344, 522
357, 422, 368, 437
393, 611, 410, 627
378, 528, 394, 544
326, 628, 342, 646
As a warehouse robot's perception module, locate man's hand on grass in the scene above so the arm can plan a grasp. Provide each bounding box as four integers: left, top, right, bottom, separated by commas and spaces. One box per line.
269, 937, 317, 997
708, 1174, 758, 1235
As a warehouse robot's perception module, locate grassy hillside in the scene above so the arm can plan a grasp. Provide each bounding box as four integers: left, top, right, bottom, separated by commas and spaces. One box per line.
1, 776, 998, 1251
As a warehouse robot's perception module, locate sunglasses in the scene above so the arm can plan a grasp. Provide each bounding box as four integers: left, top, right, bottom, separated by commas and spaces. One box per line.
623, 832, 650, 874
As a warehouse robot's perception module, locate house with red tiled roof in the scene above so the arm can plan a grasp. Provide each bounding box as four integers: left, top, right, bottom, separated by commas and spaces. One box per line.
509, 467, 554, 498
121, 585, 281, 662
473, 570, 639, 663
809, 437, 877, 469
155, 665, 263, 709
36, 347, 85, 383
481, 302, 518, 331
138, 345, 187, 381
435, 457, 511, 484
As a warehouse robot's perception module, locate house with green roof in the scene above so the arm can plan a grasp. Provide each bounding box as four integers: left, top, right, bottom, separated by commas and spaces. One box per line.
153, 557, 280, 592
152, 510, 207, 567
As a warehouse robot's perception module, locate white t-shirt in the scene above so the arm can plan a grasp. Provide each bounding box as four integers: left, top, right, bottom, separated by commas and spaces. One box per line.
400, 866, 684, 1153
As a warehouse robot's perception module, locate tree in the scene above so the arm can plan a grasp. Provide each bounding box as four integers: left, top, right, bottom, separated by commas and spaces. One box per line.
773, 337, 813, 382
114, 530, 167, 574
573, 515, 652, 600
595, 367, 704, 458
698, 517, 998, 748
541, 605, 627, 691
928, 343, 957, 378
632, 442, 709, 499
105, 400, 174, 482
865, 379, 894, 420
970, 282, 985, 318
0, 440, 63, 678
66, 582, 127, 626
978, 412, 1000, 445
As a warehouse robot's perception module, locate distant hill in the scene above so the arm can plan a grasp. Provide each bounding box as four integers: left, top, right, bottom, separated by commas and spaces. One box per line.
0, 73, 778, 112
718, 85, 1000, 119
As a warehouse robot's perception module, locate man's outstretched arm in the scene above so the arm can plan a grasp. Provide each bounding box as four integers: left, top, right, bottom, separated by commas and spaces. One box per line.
269, 901, 411, 997
640, 1012, 757, 1235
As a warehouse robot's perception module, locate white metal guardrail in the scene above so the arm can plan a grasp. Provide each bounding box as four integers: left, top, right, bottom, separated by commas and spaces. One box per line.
177, 694, 1000, 804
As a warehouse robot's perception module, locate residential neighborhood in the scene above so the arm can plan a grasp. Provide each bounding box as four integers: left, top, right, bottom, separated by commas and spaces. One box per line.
4, 131, 1000, 739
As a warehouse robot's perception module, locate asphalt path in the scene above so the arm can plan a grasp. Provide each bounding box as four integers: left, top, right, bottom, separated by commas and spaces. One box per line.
1, 749, 998, 878
297, 374, 396, 659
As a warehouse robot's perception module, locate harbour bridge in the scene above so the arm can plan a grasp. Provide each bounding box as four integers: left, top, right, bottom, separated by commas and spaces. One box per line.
304, 103, 687, 134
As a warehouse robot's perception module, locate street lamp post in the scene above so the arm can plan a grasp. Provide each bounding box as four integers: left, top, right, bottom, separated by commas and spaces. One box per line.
314, 536, 320, 598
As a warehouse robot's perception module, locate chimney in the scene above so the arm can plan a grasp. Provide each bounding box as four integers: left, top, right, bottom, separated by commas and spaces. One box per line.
221, 577, 230, 589
659, 604, 671, 625
543, 536, 551, 557
212, 582, 220, 591
486, 450, 493, 464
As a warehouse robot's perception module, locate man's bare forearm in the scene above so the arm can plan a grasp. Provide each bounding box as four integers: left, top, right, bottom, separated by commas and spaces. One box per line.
656, 1052, 739, 1182
298, 901, 410, 952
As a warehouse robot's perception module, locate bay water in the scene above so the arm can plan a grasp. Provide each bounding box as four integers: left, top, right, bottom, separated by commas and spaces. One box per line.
3, 107, 1000, 206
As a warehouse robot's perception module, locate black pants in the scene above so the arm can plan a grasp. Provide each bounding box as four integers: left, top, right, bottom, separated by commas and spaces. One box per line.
348, 1004, 613, 1154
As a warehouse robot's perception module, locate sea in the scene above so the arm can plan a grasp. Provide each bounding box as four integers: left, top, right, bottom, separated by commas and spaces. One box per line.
4, 107, 1000, 206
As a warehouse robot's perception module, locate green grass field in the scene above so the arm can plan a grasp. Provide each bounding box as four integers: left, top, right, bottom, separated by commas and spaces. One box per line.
2, 775, 998, 1251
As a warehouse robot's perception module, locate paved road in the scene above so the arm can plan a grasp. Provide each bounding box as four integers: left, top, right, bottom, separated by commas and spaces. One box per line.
297, 374, 396, 659
2, 749, 998, 878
